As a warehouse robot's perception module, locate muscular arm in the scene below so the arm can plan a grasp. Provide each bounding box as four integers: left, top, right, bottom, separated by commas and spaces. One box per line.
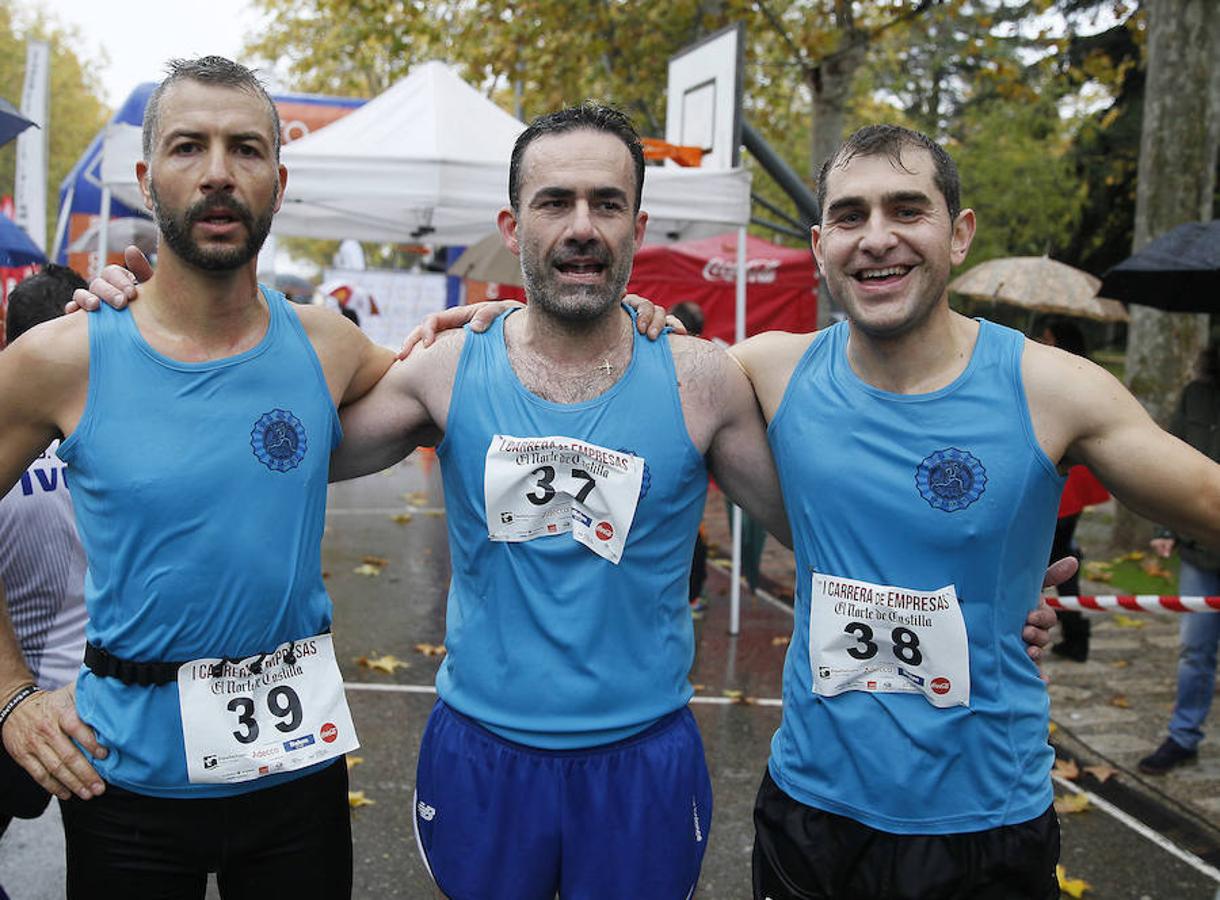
329, 329, 463, 481
0, 321, 106, 799
672, 336, 792, 547
1026, 341, 1220, 548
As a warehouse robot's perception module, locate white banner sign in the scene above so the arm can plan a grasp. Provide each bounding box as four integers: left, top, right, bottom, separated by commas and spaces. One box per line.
15, 40, 49, 252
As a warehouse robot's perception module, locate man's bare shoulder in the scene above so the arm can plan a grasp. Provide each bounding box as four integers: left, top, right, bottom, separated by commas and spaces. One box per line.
4, 312, 90, 374
732, 330, 817, 377
1021, 337, 1124, 405
669, 333, 736, 384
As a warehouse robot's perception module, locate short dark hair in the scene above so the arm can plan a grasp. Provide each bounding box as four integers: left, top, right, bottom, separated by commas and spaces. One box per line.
670, 301, 704, 337
5, 264, 87, 343
143, 56, 281, 161
509, 102, 645, 213
817, 124, 961, 225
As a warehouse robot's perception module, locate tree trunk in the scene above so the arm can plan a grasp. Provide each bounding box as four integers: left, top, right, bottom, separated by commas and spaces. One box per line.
1113, 0, 1220, 548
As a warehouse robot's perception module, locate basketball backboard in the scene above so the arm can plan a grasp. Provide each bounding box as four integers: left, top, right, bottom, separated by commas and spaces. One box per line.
664, 23, 744, 170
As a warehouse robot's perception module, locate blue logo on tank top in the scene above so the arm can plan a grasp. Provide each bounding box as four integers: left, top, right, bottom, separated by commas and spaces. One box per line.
250, 409, 308, 472
616, 447, 651, 501
915, 448, 987, 512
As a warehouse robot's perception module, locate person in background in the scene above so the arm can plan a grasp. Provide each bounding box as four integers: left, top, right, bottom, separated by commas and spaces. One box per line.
1140, 338, 1220, 774
1038, 318, 1109, 662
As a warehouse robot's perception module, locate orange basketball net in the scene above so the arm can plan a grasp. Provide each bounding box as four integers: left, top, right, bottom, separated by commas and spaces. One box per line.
641, 138, 704, 168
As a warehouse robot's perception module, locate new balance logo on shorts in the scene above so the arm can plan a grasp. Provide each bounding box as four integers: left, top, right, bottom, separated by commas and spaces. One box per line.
692, 796, 703, 843
417, 800, 436, 822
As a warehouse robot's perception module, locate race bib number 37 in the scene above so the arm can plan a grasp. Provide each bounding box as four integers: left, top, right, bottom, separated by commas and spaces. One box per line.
810, 573, 971, 709
484, 435, 645, 564
178, 634, 359, 784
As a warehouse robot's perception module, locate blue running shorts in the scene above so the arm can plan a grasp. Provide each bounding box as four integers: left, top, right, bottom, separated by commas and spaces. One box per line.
414, 699, 712, 900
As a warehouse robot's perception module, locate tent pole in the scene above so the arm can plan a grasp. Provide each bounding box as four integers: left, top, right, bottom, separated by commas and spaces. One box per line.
95, 187, 111, 279
50, 184, 74, 264
729, 225, 747, 636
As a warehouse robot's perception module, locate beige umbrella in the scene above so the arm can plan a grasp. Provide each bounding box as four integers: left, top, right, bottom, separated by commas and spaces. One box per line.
447, 233, 524, 286
949, 255, 1128, 322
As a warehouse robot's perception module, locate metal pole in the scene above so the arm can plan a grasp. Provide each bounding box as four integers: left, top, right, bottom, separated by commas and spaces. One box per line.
95, 188, 111, 279
730, 225, 748, 636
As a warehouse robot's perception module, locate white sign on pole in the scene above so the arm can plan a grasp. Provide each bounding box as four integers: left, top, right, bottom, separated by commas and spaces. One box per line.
15, 40, 50, 252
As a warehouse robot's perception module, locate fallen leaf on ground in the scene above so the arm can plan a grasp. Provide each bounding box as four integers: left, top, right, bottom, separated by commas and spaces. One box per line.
1054, 793, 1090, 815
722, 689, 744, 700
361, 555, 390, 567
1048, 721, 1058, 736
1110, 659, 1130, 669
322, 570, 331, 580
771, 635, 791, 647
424, 510, 445, 518
691, 683, 706, 692
1088, 570, 1114, 583
1120, 551, 1145, 562
355, 654, 410, 674
403, 492, 429, 506
1140, 559, 1173, 580
1083, 765, 1117, 783
414, 643, 447, 657
1057, 865, 1091, 897
346, 756, 364, 770
390, 513, 414, 525
1109, 694, 1131, 709
352, 564, 383, 577
348, 791, 376, 809
1053, 758, 1079, 780
1113, 614, 1145, 629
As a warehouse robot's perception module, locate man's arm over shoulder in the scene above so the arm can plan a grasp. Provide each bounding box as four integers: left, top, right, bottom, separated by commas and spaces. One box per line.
671, 335, 792, 547
330, 328, 464, 482
0, 315, 89, 496
288, 304, 396, 408
729, 330, 817, 422
1025, 340, 1220, 548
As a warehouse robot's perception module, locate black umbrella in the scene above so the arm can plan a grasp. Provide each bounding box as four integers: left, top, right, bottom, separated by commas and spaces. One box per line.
0, 97, 36, 147
1099, 219, 1220, 312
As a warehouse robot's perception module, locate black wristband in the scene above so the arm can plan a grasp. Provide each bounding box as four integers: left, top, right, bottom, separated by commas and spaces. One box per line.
0, 684, 40, 734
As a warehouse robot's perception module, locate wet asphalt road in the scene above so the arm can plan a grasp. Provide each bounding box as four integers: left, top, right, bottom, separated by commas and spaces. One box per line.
1, 456, 1218, 898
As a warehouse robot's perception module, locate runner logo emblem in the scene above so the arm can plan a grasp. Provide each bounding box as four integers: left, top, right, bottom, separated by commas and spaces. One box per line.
596, 521, 614, 541
251, 409, 308, 473
915, 448, 987, 512
931, 677, 951, 695
417, 801, 436, 822
320, 722, 338, 743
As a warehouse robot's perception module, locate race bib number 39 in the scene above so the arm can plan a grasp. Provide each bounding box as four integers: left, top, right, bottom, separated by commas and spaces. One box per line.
178, 634, 359, 784
484, 435, 645, 564
810, 573, 970, 709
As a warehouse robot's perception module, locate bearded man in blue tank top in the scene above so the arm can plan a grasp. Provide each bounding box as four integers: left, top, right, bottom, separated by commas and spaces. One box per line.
0, 58, 399, 897
725, 125, 1220, 899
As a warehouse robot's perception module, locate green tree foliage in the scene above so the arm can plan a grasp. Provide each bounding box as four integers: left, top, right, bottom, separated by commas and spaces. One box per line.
243, 0, 1149, 271
0, 2, 110, 250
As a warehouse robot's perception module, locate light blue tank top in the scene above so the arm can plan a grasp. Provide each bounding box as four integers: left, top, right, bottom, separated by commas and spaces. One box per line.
57, 289, 342, 798
766, 319, 1063, 833
435, 308, 707, 748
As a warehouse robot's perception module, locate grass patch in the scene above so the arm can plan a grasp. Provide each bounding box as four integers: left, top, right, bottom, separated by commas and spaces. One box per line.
1083, 552, 1179, 594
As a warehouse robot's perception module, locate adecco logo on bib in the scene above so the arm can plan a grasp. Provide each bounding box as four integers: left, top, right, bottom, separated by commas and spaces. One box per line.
595, 521, 614, 541
931, 677, 952, 695
320, 722, 338, 743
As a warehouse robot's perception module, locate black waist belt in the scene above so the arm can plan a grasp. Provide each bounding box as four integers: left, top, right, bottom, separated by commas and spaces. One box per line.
84, 642, 184, 687
83, 634, 322, 687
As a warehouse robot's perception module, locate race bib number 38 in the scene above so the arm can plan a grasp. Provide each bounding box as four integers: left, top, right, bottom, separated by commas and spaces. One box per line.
810, 573, 971, 709
178, 634, 359, 784
484, 435, 645, 564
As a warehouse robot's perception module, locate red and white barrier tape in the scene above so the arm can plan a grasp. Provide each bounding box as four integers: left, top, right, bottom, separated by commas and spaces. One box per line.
1047, 595, 1220, 612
